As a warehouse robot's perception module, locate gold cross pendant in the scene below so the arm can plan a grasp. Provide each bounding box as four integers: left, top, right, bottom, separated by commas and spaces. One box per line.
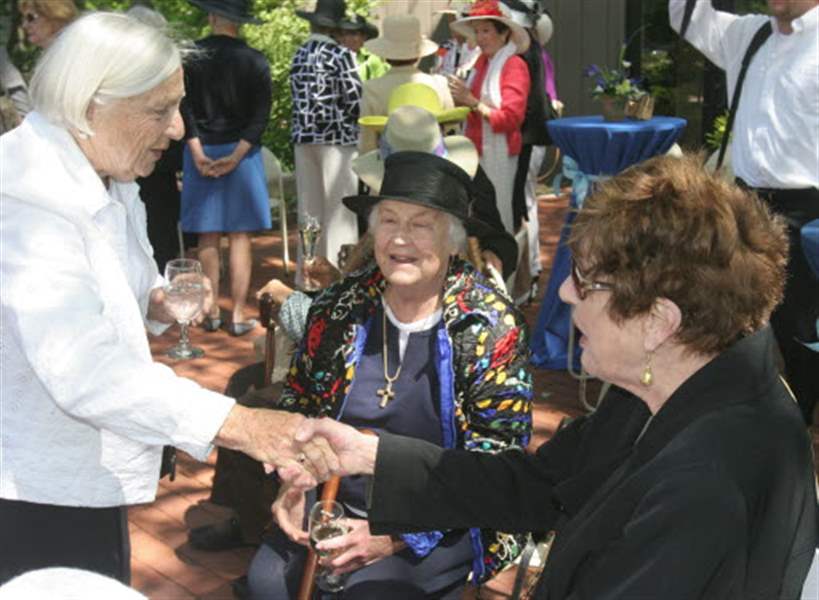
377, 383, 395, 408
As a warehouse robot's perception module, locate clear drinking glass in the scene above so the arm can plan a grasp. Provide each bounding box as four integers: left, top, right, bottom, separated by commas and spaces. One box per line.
308, 500, 349, 593
164, 258, 205, 360
298, 215, 322, 292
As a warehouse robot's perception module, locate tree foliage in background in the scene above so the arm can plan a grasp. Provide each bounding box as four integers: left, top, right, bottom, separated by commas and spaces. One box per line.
7, 0, 374, 170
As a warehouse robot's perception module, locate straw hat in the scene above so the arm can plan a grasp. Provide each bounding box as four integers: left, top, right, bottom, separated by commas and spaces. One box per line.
358, 82, 470, 130
451, 0, 530, 54
364, 14, 438, 60
352, 105, 478, 192
295, 0, 346, 28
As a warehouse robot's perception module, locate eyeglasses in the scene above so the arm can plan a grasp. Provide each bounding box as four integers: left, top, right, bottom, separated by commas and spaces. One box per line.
571, 259, 613, 300
22, 12, 40, 24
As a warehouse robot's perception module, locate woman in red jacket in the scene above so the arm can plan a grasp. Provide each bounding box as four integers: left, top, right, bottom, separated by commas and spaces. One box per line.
448, 0, 530, 236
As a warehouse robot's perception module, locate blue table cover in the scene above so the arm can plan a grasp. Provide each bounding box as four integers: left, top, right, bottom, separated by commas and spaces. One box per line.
530, 116, 687, 370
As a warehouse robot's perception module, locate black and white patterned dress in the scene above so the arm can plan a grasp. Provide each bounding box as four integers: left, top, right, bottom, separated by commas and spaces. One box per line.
290, 34, 362, 146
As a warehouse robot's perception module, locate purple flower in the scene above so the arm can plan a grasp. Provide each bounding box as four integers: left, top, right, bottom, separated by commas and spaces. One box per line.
583, 64, 601, 77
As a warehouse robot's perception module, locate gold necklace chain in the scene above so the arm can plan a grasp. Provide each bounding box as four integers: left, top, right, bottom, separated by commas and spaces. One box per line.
376, 307, 402, 408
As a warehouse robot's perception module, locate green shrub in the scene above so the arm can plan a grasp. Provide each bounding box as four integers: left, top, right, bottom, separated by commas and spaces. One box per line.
10, 0, 374, 171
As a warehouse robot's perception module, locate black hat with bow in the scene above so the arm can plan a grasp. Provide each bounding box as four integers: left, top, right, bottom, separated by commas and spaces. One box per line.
295, 0, 347, 28
342, 151, 495, 239
339, 14, 379, 40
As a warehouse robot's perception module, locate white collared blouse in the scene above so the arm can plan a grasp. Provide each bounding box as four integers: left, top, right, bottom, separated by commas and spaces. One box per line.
0, 112, 235, 507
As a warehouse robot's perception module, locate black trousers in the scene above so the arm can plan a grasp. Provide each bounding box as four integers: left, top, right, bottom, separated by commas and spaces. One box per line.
740, 181, 819, 423
0, 498, 130, 585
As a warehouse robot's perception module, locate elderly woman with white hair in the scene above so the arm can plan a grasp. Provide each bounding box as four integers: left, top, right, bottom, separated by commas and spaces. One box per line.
0, 11, 329, 585
247, 150, 533, 599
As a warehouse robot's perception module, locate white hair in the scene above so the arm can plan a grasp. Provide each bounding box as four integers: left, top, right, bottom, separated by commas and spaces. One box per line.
30, 11, 181, 136
368, 203, 467, 255
126, 5, 168, 29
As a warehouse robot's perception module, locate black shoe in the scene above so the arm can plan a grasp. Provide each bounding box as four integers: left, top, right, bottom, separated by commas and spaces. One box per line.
231, 574, 250, 599
188, 517, 248, 552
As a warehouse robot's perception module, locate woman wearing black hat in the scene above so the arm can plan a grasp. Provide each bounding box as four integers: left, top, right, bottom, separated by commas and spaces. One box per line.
339, 15, 390, 83
247, 151, 533, 598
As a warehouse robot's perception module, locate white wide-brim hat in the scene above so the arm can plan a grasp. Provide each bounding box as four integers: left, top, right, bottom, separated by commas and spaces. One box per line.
364, 14, 439, 60
353, 105, 478, 192
504, 0, 554, 45
451, 0, 530, 54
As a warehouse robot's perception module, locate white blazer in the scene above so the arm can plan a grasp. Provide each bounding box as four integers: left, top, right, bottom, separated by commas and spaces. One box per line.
0, 113, 235, 507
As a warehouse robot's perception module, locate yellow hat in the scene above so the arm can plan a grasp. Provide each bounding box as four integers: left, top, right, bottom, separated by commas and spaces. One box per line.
358, 82, 470, 131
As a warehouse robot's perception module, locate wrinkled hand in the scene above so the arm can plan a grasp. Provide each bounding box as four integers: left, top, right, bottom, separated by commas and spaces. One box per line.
303, 257, 341, 290
148, 286, 174, 324
216, 407, 339, 486
481, 250, 503, 278
209, 155, 241, 178
272, 482, 309, 546
152, 275, 214, 325
317, 518, 404, 575
283, 418, 377, 485
256, 278, 295, 305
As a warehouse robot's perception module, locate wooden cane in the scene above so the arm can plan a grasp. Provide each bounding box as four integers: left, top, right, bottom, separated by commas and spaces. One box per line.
258, 293, 276, 386
296, 476, 342, 600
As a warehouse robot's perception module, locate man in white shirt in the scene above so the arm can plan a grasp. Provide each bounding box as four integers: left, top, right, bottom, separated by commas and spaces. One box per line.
670, 0, 819, 423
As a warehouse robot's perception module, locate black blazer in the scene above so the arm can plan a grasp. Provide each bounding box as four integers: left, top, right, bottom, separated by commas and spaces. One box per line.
367, 327, 818, 599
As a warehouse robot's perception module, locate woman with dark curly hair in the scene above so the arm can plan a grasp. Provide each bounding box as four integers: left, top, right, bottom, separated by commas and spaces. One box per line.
295, 153, 819, 599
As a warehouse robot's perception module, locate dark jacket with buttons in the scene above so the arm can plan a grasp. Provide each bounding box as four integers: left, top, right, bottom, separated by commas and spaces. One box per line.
367, 327, 818, 599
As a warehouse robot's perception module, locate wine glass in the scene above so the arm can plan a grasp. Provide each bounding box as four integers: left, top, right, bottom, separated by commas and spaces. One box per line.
164, 258, 205, 360
299, 215, 322, 292
308, 500, 349, 593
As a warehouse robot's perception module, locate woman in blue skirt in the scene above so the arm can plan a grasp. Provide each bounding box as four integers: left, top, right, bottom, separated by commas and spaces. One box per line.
180, 0, 272, 336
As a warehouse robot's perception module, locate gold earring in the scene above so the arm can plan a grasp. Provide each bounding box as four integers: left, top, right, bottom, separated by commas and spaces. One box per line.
640, 352, 654, 387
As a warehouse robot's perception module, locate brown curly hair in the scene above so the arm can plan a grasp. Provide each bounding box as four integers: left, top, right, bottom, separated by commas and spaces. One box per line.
568, 153, 788, 356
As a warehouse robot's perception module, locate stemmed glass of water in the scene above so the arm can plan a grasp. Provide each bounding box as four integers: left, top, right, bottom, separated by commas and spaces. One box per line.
164, 258, 205, 360
308, 500, 349, 592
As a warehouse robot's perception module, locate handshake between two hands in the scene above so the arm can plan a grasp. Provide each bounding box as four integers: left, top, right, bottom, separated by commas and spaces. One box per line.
218, 408, 401, 575
275, 416, 378, 489
219, 407, 378, 491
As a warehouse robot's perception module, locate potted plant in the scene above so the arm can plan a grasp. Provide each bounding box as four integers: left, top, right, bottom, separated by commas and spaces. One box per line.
584, 44, 654, 121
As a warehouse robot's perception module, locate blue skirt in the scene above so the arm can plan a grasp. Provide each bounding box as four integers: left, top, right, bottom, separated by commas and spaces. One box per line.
180, 142, 271, 233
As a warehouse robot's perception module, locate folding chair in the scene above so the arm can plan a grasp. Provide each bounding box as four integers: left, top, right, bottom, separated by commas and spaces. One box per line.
261, 147, 290, 275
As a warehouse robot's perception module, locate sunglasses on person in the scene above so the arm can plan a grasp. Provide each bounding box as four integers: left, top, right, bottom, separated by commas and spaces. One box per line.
571, 259, 613, 300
